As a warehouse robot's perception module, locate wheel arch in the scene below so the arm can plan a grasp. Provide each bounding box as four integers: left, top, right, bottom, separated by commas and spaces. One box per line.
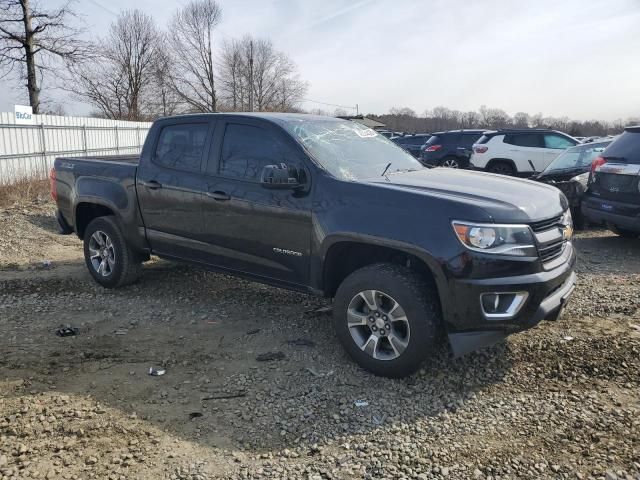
320, 235, 450, 319
486, 157, 517, 173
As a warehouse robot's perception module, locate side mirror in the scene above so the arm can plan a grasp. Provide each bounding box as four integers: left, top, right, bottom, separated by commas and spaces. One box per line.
260, 163, 301, 189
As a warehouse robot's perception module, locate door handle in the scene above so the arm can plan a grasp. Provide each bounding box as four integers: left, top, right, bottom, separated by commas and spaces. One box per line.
140, 180, 162, 190
206, 190, 231, 201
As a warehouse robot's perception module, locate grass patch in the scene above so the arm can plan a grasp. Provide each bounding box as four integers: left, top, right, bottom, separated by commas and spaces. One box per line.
0, 177, 51, 208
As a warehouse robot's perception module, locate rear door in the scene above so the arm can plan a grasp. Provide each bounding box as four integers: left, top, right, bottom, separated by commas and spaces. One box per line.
543, 133, 579, 168
136, 119, 216, 260
503, 133, 546, 172
200, 118, 313, 287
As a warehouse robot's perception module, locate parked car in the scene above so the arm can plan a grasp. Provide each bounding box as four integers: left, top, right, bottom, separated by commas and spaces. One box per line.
51, 113, 576, 378
582, 126, 640, 237
533, 140, 612, 229
420, 129, 485, 168
391, 133, 431, 158
470, 129, 580, 176
377, 130, 405, 139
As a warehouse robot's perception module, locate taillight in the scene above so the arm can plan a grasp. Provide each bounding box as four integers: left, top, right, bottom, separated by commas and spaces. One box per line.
424, 145, 442, 152
473, 145, 488, 154
591, 156, 607, 174
49, 167, 57, 201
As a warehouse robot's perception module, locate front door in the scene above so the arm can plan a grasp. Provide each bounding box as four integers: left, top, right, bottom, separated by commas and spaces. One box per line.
200, 119, 313, 287
136, 120, 215, 260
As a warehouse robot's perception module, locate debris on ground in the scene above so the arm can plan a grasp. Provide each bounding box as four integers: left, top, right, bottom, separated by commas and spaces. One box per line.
287, 338, 315, 347
256, 351, 286, 362
148, 367, 166, 376
55, 325, 79, 337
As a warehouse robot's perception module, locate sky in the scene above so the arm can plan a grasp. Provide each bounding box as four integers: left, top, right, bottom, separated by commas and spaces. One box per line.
2, 0, 639, 121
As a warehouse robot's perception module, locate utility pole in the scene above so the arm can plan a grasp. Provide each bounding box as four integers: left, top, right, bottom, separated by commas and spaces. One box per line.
248, 40, 254, 112
356, 104, 359, 115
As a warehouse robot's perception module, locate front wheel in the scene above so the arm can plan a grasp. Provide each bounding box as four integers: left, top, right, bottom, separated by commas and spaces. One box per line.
83, 216, 141, 288
487, 161, 515, 176
333, 263, 442, 378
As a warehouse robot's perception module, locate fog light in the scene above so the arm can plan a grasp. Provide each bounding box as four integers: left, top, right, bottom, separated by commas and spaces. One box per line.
480, 292, 529, 320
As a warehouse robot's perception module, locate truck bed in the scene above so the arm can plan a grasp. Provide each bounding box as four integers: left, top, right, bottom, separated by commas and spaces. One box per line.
58, 154, 140, 165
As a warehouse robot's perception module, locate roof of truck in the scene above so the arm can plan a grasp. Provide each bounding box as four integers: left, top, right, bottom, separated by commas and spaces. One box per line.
163, 112, 344, 124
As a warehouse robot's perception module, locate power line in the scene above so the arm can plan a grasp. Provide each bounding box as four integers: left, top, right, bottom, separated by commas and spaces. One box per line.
86, 0, 118, 17
302, 98, 357, 111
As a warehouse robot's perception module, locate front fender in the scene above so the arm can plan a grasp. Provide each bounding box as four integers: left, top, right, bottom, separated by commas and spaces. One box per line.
316, 233, 451, 321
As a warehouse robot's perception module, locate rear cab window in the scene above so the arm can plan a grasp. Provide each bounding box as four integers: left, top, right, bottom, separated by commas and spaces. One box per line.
603, 130, 640, 164
154, 123, 209, 172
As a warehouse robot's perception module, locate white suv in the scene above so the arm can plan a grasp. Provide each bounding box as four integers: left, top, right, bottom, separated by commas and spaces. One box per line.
470, 129, 579, 176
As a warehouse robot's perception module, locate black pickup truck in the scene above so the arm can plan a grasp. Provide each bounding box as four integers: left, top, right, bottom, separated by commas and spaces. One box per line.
52, 113, 576, 377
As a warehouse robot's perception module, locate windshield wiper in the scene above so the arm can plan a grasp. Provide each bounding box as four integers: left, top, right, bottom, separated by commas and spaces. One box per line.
381, 162, 392, 177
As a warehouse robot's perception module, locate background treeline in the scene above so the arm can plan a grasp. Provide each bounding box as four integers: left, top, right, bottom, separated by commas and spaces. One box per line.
365, 106, 639, 137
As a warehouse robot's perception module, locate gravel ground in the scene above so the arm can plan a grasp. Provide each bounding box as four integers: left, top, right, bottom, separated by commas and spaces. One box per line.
0, 201, 639, 480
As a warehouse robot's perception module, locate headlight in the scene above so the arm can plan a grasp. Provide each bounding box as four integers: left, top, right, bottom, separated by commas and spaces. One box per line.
561, 209, 573, 229
452, 221, 536, 257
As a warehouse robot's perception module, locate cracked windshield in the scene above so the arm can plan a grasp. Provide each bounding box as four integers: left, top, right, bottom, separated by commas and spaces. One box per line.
284, 119, 423, 180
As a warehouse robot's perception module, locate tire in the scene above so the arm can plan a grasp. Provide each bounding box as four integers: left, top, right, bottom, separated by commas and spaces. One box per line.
83, 216, 141, 288
609, 224, 639, 238
333, 263, 442, 378
440, 157, 460, 169
487, 161, 515, 176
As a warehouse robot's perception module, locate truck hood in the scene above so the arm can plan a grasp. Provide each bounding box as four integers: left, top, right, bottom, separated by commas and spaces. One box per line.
367, 168, 568, 222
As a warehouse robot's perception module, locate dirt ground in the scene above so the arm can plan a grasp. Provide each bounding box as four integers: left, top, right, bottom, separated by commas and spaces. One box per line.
0, 200, 639, 480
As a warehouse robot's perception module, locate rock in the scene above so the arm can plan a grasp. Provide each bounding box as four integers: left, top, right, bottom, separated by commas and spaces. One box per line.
85, 456, 98, 465
0, 455, 7, 467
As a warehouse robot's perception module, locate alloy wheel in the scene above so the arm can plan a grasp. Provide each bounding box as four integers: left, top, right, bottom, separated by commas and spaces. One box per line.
442, 158, 459, 168
88, 230, 116, 277
346, 290, 411, 361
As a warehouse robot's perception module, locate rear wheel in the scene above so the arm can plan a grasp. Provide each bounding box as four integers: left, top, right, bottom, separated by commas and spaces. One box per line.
440, 157, 460, 169
609, 224, 639, 238
83, 216, 142, 288
333, 263, 441, 378
487, 161, 515, 176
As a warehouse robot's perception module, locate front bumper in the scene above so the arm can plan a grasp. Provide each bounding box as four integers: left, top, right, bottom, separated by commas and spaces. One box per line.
446, 244, 577, 356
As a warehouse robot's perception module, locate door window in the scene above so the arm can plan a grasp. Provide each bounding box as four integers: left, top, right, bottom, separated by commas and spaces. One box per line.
154, 123, 209, 172
504, 134, 543, 148
544, 134, 576, 149
219, 124, 290, 181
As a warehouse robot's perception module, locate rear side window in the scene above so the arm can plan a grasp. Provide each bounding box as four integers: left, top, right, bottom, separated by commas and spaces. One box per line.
220, 124, 290, 181
544, 134, 576, 149
476, 134, 491, 144
460, 133, 483, 147
504, 134, 543, 148
155, 123, 209, 172
425, 135, 441, 145
603, 131, 640, 164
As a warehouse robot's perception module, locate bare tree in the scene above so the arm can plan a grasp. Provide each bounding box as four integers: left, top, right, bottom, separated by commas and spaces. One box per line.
0, 0, 89, 113
218, 34, 307, 112
167, 0, 221, 112
70, 10, 158, 120
148, 41, 182, 117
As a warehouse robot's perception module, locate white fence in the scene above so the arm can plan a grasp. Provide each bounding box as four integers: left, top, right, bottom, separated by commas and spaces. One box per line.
0, 112, 152, 185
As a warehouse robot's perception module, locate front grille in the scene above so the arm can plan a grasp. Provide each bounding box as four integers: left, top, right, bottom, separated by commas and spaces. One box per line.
529, 215, 562, 233
529, 213, 567, 265
539, 241, 564, 263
